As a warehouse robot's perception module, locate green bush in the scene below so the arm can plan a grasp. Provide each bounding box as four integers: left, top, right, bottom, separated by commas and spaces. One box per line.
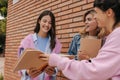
0, 18, 6, 55
0, 73, 3, 80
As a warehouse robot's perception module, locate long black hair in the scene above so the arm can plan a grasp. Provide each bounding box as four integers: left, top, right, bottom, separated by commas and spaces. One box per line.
34, 10, 56, 50
94, 0, 120, 29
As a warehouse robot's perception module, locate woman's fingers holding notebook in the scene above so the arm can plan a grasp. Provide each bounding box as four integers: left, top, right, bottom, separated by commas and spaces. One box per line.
78, 50, 90, 60
27, 67, 42, 78
38, 54, 50, 61
45, 66, 55, 76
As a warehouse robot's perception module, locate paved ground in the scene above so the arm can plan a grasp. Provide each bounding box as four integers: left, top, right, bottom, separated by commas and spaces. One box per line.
0, 57, 4, 75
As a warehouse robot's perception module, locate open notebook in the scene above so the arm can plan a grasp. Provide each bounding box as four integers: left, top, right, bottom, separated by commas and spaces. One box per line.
13, 48, 75, 72
80, 38, 102, 58
13, 48, 48, 72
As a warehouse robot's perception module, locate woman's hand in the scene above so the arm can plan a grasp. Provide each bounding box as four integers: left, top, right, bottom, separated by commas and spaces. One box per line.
26, 67, 42, 78
44, 66, 55, 76
78, 50, 90, 60
39, 54, 56, 76
39, 53, 50, 61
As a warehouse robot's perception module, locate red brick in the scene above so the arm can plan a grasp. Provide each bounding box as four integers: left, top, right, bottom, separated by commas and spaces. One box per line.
82, 3, 94, 10
61, 14, 72, 20
61, 47, 69, 53
62, 43, 69, 48
70, 10, 86, 18
61, 34, 69, 38
69, 33, 77, 38
69, 1, 87, 8
56, 17, 61, 21
73, 0, 81, 3
61, 0, 68, 2
73, 27, 82, 32
61, 6, 69, 11
59, 38, 71, 43
51, 6, 57, 10
56, 34, 61, 38
88, 0, 94, 3
57, 29, 72, 34
73, 16, 83, 22
58, 0, 72, 8
58, 9, 72, 16
52, 8, 61, 13
57, 19, 72, 25
50, 0, 61, 7
73, 7, 82, 12
56, 25, 61, 30
61, 24, 69, 29
69, 22, 85, 28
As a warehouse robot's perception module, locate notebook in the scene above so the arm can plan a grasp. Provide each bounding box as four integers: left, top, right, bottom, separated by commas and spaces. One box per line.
13, 48, 74, 72
80, 38, 101, 58
13, 48, 48, 72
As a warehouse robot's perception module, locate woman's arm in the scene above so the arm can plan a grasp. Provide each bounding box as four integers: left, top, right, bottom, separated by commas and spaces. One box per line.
48, 30, 120, 80
68, 34, 81, 55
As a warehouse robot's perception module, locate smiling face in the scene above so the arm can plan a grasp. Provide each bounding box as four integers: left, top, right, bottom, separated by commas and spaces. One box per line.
85, 13, 98, 32
39, 15, 52, 34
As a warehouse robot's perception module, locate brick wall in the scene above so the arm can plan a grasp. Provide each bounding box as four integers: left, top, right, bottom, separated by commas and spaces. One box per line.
5, 0, 94, 80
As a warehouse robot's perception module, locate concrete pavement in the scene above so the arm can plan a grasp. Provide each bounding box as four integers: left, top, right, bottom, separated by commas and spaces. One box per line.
0, 57, 4, 75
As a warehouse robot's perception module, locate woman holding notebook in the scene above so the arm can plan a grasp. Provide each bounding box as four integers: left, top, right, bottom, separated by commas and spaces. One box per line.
39, 0, 120, 80
68, 9, 105, 60
18, 10, 62, 80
